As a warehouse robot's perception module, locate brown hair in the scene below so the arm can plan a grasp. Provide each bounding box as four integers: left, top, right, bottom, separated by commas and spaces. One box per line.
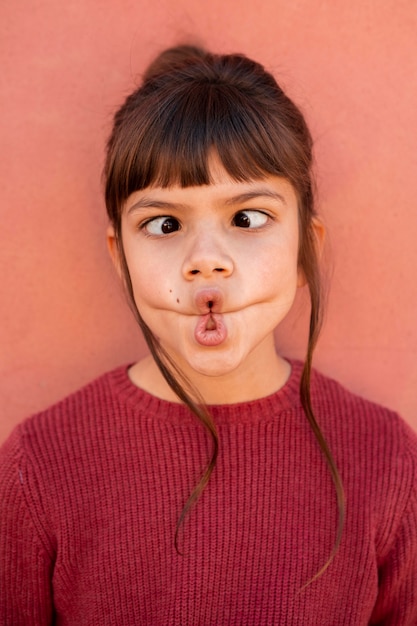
104, 45, 345, 583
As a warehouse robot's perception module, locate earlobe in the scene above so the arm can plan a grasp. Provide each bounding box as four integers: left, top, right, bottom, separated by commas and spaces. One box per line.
297, 270, 306, 288
297, 216, 326, 288
312, 216, 326, 258
106, 224, 122, 277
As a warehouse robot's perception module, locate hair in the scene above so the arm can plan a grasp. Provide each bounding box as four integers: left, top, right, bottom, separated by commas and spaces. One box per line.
104, 44, 345, 585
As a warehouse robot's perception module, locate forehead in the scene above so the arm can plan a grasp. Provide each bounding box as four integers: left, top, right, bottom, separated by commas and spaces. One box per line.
124, 153, 299, 213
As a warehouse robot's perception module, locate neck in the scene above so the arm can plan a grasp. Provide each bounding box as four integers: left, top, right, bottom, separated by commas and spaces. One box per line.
128, 342, 291, 405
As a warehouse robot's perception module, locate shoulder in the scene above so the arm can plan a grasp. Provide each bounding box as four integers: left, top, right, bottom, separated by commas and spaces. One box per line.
0, 365, 136, 530
291, 361, 417, 486
308, 365, 417, 474
309, 365, 417, 452
27, 364, 134, 426
308, 364, 417, 546
1, 365, 134, 468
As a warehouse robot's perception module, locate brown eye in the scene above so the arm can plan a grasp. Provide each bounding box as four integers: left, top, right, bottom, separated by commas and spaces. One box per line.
233, 210, 268, 229
233, 212, 251, 228
145, 216, 180, 235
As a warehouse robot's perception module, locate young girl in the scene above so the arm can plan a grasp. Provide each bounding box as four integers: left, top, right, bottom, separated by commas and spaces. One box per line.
1, 45, 416, 625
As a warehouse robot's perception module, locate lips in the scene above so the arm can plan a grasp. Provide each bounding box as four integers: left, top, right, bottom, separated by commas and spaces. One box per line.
194, 312, 227, 346
194, 288, 224, 314
193, 288, 228, 346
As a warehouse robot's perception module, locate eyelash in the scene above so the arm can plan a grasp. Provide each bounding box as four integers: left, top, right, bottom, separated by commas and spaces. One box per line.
141, 216, 180, 236
232, 210, 269, 229
140, 209, 271, 236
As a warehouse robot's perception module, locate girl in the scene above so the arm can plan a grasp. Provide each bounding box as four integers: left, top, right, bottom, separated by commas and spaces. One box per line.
1, 45, 416, 625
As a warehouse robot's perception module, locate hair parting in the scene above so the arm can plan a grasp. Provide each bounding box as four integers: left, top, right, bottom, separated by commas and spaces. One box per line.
105, 44, 345, 584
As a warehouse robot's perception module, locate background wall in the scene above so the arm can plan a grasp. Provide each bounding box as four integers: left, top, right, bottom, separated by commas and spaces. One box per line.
1, 0, 416, 443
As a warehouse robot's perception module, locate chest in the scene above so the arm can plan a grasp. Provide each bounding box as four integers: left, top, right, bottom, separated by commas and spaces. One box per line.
49, 422, 378, 624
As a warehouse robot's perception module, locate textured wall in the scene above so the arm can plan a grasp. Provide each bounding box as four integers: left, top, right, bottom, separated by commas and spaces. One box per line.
1, 0, 416, 442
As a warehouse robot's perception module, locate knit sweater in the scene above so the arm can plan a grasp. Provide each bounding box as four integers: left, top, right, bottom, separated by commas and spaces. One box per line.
1, 361, 417, 625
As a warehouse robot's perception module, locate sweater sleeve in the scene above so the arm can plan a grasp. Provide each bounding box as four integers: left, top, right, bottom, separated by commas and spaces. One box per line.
370, 422, 417, 626
0, 427, 55, 625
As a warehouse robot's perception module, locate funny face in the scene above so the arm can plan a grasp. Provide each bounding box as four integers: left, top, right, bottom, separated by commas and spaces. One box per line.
108, 158, 307, 402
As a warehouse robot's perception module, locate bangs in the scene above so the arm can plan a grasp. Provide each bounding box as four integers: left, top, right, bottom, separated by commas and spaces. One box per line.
106, 82, 310, 217
127, 83, 285, 188
105, 52, 313, 224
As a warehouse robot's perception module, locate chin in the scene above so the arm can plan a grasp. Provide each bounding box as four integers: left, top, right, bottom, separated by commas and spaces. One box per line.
186, 351, 243, 379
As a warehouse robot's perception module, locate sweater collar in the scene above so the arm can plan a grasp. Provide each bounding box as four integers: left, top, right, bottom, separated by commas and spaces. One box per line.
107, 359, 304, 424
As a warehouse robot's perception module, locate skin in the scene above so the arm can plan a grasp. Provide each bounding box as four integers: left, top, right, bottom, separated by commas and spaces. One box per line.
107, 157, 323, 404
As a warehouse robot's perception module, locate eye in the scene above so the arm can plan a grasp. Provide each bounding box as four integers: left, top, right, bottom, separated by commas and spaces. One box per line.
233, 210, 269, 229
144, 216, 180, 235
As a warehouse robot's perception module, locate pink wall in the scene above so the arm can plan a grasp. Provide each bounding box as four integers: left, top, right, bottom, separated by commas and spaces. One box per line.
1, 1, 416, 443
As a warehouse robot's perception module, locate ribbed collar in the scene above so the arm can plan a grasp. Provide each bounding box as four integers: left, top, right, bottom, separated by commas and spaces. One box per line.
107, 359, 304, 424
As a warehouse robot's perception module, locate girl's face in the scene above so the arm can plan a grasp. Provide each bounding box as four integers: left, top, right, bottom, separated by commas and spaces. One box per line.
108, 157, 312, 400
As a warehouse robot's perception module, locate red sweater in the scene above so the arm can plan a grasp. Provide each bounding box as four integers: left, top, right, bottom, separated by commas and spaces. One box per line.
1, 361, 417, 625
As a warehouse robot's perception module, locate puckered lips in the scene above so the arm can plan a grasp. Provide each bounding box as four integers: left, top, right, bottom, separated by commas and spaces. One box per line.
194, 288, 228, 347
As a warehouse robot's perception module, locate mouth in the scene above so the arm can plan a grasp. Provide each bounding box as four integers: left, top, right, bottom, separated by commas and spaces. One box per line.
195, 288, 224, 314
191, 287, 228, 346
205, 314, 217, 331
194, 311, 227, 347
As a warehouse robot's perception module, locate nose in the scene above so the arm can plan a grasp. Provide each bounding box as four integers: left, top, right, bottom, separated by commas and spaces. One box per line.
182, 231, 234, 280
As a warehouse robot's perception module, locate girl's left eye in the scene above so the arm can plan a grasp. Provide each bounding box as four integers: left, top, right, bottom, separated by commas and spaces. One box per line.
233, 210, 269, 229
143, 216, 180, 235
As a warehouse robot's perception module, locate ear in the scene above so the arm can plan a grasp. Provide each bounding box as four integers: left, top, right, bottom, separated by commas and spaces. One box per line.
106, 224, 122, 278
312, 215, 326, 257
297, 216, 326, 287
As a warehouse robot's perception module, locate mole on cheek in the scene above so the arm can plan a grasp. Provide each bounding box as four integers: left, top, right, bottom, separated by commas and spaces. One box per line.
176, 298, 180, 304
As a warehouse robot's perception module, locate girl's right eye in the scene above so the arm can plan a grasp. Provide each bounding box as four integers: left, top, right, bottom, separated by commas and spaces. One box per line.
143, 216, 180, 236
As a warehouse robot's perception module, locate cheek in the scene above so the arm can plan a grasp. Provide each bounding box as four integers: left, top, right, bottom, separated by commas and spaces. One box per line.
254, 242, 299, 288
130, 268, 164, 304
126, 252, 178, 309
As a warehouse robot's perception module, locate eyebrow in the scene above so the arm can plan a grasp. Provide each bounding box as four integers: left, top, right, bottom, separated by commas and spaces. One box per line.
127, 198, 184, 214
224, 190, 287, 206
127, 188, 287, 214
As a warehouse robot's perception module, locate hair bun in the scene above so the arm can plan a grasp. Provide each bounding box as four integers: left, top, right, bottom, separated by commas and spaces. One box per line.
143, 45, 208, 83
